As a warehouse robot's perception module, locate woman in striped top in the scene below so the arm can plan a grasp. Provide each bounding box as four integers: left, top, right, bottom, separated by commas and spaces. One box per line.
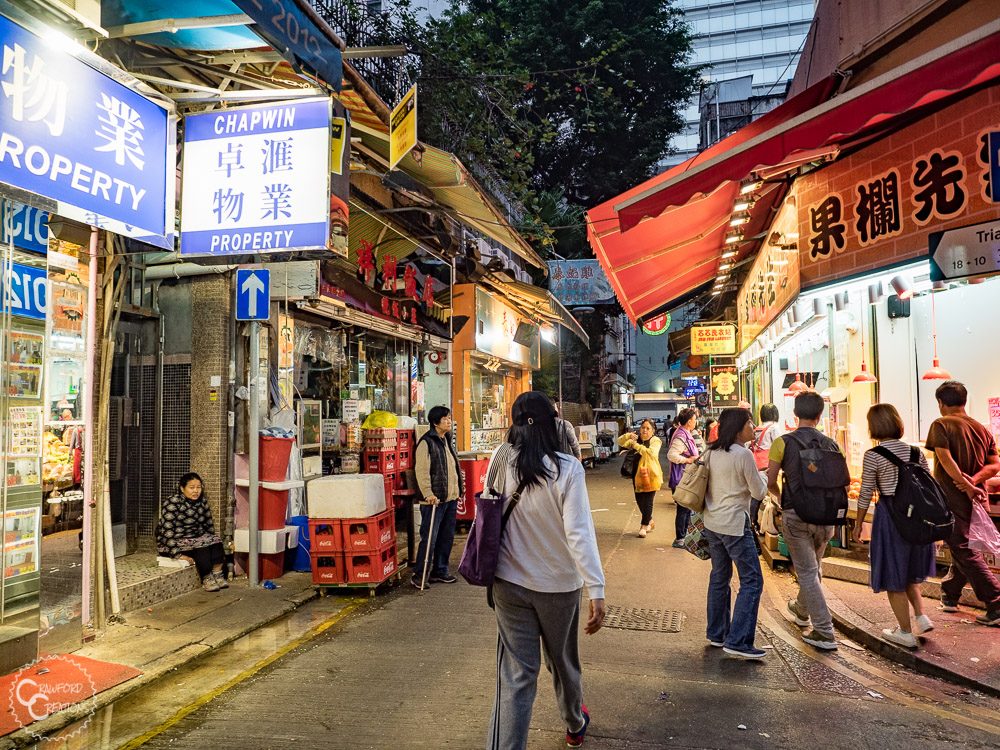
852, 404, 936, 649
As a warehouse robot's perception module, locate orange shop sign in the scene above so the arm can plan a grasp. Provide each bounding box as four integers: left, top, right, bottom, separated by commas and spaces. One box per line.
691, 324, 737, 356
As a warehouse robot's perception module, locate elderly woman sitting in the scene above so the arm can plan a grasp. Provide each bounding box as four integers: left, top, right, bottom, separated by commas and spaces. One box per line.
156, 472, 227, 592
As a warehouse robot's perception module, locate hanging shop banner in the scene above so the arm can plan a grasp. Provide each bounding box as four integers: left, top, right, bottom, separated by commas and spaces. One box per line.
547, 260, 616, 306
736, 232, 800, 351
329, 99, 351, 257
710, 365, 740, 407
0, 14, 172, 247
928, 218, 1000, 281
389, 85, 417, 170
691, 324, 737, 356
795, 89, 999, 288
230, 0, 343, 92
0, 202, 48, 254
641, 313, 671, 336
180, 97, 332, 256
475, 287, 539, 369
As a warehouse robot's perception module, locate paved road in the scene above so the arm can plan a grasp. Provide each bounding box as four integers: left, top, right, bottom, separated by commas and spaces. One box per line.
129, 460, 999, 749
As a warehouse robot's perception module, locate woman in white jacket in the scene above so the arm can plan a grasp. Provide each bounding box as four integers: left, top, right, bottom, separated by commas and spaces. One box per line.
485, 392, 606, 750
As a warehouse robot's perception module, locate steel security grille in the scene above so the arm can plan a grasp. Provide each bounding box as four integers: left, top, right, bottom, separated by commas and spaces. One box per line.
602, 606, 684, 633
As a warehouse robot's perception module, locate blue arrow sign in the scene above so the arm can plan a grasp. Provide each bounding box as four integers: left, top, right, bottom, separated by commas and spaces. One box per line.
236, 268, 270, 321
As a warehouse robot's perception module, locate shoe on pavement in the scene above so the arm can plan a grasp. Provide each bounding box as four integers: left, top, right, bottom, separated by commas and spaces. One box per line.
939, 598, 959, 612
801, 629, 838, 651
213, 571, 229, 589
671, 540, 685, 549
410, 577, 431, 590
913, 614, 934, 634
565, 705, 590, 747
202, 575, 221, 592
723, 646, 767, 660
882, 627, 918, 649
429, 574, 458, 584
707, 640, 725, 647
782, 600, 811, 628
975, 610, 1000, 626
638, 526, 647, 538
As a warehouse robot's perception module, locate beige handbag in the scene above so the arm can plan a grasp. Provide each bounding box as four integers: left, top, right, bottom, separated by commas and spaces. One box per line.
673, 450, 711, 513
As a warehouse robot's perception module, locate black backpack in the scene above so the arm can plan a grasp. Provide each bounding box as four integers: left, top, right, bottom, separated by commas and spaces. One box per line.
782, 431, 851, 525
872, 446, 954, 545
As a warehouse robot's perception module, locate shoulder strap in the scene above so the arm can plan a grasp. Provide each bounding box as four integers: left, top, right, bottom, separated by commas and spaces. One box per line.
499, 479, 529, 532
872, 444, 906, 467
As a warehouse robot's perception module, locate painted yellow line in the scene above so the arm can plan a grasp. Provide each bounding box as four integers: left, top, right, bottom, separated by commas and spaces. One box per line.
119, 598, 366, 749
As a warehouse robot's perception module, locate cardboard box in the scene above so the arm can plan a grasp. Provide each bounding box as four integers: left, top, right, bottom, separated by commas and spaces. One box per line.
763, 533, 780, 552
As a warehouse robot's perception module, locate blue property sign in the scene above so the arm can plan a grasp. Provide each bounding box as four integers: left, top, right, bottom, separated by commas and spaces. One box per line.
232, 0, 343, 92
0, 202, 49, 254
236, 268, 270, 321
2, 260, 47, 319
0, 14, 171, 247
180, 98, 332, 256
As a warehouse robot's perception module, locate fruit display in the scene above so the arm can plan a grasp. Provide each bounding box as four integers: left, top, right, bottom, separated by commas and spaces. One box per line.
42, 430, 74, 486
848, 477, 861, 502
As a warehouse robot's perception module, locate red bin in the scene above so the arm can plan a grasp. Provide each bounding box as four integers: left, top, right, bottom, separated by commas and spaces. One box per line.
259, 488, 289, 530
259, 436, 294, 481
457, 458, 489, 522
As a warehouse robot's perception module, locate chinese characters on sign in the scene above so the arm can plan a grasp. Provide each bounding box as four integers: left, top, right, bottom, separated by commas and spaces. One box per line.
180, 98, 332, 256
737, 235, 800, 352
0, 14, 171, 246
710, 365, 740, 407
547, 260, 617, 306
691, 324, 737, 356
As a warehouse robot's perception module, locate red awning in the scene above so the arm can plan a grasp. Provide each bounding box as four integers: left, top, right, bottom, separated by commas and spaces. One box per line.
588, 21, 1000, 322
617, 23, 1000, 229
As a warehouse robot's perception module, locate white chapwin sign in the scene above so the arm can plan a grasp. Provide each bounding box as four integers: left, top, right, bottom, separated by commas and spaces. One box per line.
180, 98, 332, 256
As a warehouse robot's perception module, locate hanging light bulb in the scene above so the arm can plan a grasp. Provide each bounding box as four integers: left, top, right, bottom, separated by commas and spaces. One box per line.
721, 249, 738, 259
740, 178, 763, 195
853, 308, 878, 384
725, 231, 743, 245
729, 213, 750, 227
733, 197, 755, 212
922, 292, 952, 380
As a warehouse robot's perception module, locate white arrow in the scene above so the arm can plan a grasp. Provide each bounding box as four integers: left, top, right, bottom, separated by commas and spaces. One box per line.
242, 272, 265, 318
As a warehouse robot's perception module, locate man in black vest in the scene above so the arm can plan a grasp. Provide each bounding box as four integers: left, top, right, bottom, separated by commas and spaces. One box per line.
766, 391, 841, 651
413, 406, 465, 588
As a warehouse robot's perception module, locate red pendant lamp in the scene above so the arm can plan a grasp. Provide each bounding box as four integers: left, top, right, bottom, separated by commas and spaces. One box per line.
853, 307, 878, 384
922, 292, 952, 380
789, 352, 808, 392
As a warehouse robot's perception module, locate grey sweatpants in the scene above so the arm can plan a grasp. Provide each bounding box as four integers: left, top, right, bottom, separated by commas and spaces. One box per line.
486, 578, 586, 750
783, 508, 835, 637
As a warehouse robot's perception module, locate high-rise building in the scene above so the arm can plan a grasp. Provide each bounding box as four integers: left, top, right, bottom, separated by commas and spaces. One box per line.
666, 0, 815, 166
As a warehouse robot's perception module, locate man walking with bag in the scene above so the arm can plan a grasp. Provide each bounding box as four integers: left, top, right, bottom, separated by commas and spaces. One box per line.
413, 406, 465, 589
925, 381, 1000, 625
767, 392, 850, 651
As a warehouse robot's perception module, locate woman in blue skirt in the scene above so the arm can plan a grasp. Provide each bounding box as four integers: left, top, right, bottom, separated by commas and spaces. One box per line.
852, 404, 937, 649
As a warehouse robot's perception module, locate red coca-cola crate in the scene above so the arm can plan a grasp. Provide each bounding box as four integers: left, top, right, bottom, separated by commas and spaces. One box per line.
341, 509, 394, 551
383, 472, 397, 508
343, 543, 398, 584
308, 519, 342, 552
311, 552, 347, 584
364, 451, 398, 474
397, 429, 415, 452
397, 449, 412, 471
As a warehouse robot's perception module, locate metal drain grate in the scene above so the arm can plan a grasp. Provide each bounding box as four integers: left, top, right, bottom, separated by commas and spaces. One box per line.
602, 606, 684, 633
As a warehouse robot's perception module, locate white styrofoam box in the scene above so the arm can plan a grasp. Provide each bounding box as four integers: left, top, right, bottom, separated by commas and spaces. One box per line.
302, 455, 323, 477
284, 525, 300, 549
307, 474, 386, 518
578, 425, 598, 445
234, 528, 287, 554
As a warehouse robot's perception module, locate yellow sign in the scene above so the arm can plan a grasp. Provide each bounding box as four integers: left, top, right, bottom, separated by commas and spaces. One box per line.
389, 85, 417, 169
691, 324, 737, 356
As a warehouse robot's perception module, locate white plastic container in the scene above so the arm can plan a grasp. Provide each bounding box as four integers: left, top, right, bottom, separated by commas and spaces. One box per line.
307, 474, 386, 518
234, 528, 287, 554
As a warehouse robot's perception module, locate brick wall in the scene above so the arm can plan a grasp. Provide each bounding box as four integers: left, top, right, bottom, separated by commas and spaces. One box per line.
189, 274, 232, 533
795, 87, 1000, 288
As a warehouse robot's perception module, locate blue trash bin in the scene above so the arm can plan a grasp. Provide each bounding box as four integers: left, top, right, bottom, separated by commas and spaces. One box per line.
288, 515, 311, 572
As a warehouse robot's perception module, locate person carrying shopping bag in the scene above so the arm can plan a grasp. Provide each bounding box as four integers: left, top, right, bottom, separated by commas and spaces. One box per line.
701, 409, 769, 659
618, 419, 663, 537
668, 408, 700, 547
485, 392, 606, 750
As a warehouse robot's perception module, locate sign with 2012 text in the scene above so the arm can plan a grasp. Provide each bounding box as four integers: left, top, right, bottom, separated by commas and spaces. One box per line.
2, 260, 47, 319
180, 98, 332, 256
0, 14, 171, 247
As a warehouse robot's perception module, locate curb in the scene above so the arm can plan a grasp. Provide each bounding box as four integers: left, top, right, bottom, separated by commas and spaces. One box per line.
827, 593, 1000, 699
0, 587, 321, 749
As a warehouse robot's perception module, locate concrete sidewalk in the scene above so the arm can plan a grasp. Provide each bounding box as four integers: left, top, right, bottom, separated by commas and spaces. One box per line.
1, 572, 338, 748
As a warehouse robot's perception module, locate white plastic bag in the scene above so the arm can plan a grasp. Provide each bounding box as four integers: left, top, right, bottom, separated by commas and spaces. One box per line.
969, 501, 1000, 556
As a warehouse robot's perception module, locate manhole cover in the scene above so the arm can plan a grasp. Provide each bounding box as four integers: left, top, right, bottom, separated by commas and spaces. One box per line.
602, 606, 684, 633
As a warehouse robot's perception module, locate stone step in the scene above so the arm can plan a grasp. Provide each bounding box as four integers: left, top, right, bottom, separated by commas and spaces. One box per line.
820, 555, 985, 609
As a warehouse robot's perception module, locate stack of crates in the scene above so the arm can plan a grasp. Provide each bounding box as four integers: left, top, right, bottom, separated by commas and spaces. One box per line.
309, 509, 398, 585
363, 428, 398, 509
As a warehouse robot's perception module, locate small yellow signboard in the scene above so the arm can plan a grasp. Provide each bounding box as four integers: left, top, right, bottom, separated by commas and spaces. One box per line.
389, 85, 418, 169
691, 324, 737, 356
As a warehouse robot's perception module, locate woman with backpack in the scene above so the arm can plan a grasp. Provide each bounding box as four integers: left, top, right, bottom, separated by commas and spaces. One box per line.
852, 404, 936, 649
667, 408, 700, 547
618, 419, 663, 537
702, 408, 769, 659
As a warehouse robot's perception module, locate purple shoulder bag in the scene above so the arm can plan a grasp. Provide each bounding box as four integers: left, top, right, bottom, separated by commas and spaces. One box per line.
458, 479, 527, 587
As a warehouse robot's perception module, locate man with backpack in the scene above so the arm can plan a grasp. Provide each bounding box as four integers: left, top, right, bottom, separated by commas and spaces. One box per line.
767, 392, 850, 651
924, 381, 1000, 626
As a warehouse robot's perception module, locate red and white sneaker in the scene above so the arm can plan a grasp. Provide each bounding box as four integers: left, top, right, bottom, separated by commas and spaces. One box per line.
566, 705, 590, 747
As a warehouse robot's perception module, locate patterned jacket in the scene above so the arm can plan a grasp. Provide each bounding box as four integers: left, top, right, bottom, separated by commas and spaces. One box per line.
156, 493, 222, 557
